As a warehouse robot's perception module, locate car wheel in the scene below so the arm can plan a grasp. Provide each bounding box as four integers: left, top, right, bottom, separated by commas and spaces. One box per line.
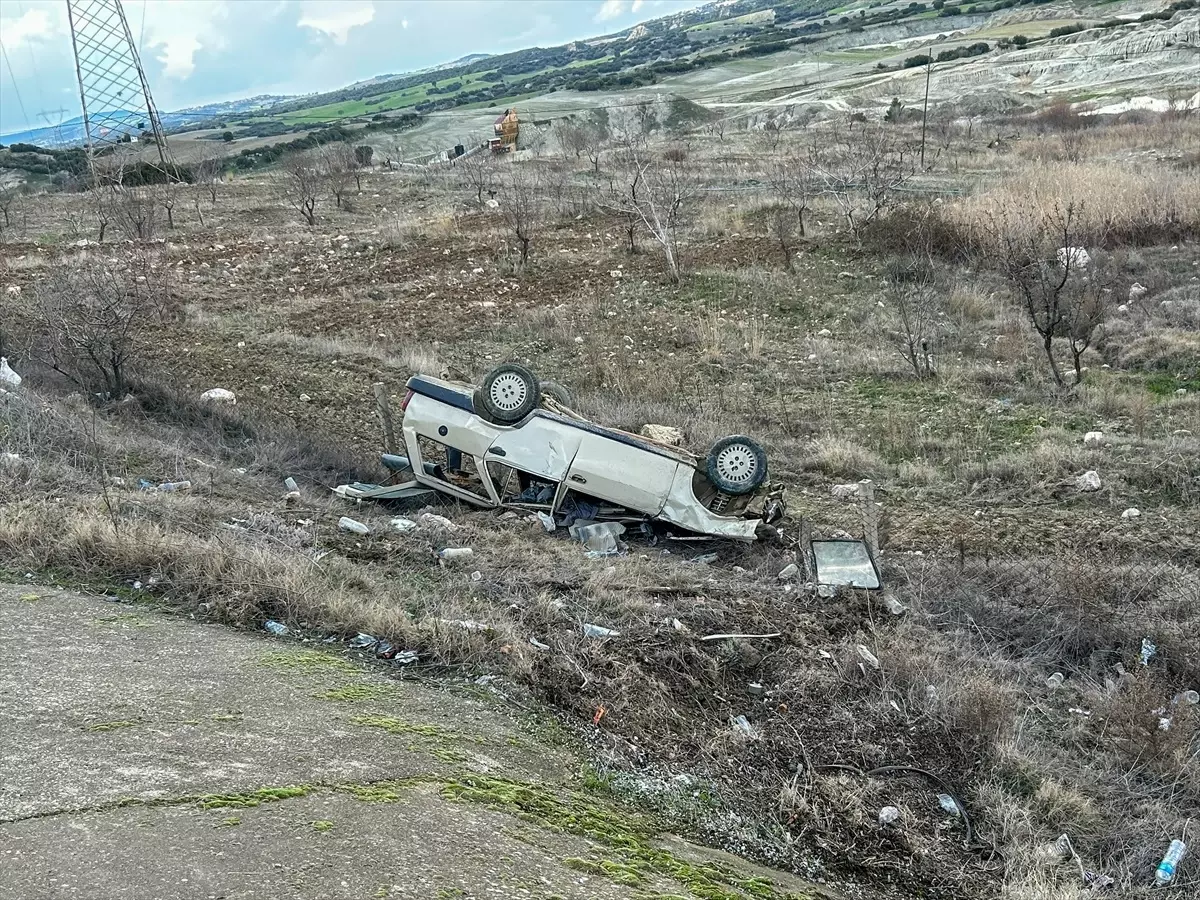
479, 363, 541, 424
706, 435, 768, 496
539, 380, 575, 408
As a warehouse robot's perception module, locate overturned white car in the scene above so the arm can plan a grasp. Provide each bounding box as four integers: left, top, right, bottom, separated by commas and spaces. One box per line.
338, 363, 784, 541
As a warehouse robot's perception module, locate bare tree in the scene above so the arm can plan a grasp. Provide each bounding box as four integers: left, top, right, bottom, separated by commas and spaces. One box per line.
990, 202, 1110, 388
809, 123, 915, 245
457, 148, 496, 203
0, 185, 19, 230
192, 155, 222, 204
881, 258, 939, 378
284, 155, 324, 226
26, 250, 179, 399
320, 143, 356, 209
108, 185, 159, 241
556, 120, 588, 159
603, 146, 695, 283
497, 165, 546, 267
764, 150, 813, 270
159, 177, 178, 229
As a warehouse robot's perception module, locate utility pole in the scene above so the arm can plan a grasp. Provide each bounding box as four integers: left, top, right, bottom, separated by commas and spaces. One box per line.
65, 0, 174, 185
919, 51, 932, 169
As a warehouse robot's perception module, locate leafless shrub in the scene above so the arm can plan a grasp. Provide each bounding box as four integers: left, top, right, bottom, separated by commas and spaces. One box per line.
105, 186, 160, 241
0, 184, 20, 234
283, 154, 324, 226
24, 250, 180, 399
191, 154, 222, 205
602, 146, 696, 282
881, 259, 939, 378
319, 143, 357, 209
764, 150, 813, 269
457, 148, 497, 203
809, 123, 916, 245
497, 164, 547, 267
556, 119, 589, 159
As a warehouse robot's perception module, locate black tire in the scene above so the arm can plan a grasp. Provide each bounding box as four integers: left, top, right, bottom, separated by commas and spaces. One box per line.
706, 435, 768, 496
539, 380, 575, 407
479, 363, 541, 424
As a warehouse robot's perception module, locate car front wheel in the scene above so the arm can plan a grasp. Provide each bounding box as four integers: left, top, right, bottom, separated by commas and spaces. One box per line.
706, 435, 768, 496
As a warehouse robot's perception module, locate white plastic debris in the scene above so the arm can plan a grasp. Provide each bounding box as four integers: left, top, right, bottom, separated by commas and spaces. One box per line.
536, 511, 556, 532
570, 521, 625, 554
856, 644, 881, 670
391, 517, 417, 532
1046, 672, 1065, 689
878, 806, 901, 826
298, 393, 311, 402
639, 423, 684, 446
1, 452, 22, 467
1083, 431, 1104, 446
529, 637, 551, 651
159, 481, 192, 492
883, 595, 906, 616
731, 714, 754, 736
817, 328, 832, 337
200, 388, 237, 404
284, 477, 299, 492
1076, 471, 1102, 492
338, 516, 371, 534
1174, 690, 1199, 706
0, 357, 21, 388
418, 512, 458, 531
582, 623, 621, 639
1140, 637, 1156, 666
1121, 508, 1141, 519
485, 198, 499, 209
937, 794, 960, 816
778, 562, 799, 580
1056, 246, 1090, 270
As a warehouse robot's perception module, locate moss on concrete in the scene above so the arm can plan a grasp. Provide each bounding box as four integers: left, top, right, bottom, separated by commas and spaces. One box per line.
86, 720, 140, 732
257, 649, 357, 674
197, 786, 312, 809
349, 714, 450, 738
319, 683, 392, 702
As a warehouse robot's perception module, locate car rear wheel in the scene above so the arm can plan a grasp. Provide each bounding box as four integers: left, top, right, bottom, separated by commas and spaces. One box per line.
479, 363, 541, 424
539, 380, 575, 408
706, 435, 768, 496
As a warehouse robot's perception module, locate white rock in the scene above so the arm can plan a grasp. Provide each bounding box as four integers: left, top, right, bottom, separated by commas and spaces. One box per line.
200, 387, 237, 404
1128, 282, 1147, 302
1121, 508, 1141, 519
817, 328, 832, 337
878, 806, 900, 825
4, 284, 20, 296
831, 483, 860, 500
0, 357, 21, 388
485, 199, 499, 209
298, 393, 312, 402
1076, 471, 1102, 492
640, 423, 684, 446
418, 512, 458, 532
1056, 246, 1090, 269
1083, 431, 1104, 446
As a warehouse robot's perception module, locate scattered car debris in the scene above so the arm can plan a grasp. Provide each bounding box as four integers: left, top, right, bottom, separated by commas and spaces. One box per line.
1175, 690, 1199, 706
883, 595, 906, 615
349, 633, 377, 649
264, 620, 288, 636
878, 806, 901, 826
937, 794, 960, 817
536, 511, 556, 532
529, 637, 550, 651
1121, 508, 1141, 519
1140, 637, 1156, 666
692, 552, 718, 565
338, 516, 371, 535
856, 644, 881, 670
392, 650, 419, 665
571, 521, 625, 555
284, 477, 299, 492
700, 632, 782, 642
200, 388, 237, 404
582, 623, 621, 639
159, 481, 192, 492
747, 682, 765, 697
0, 357, 22, 388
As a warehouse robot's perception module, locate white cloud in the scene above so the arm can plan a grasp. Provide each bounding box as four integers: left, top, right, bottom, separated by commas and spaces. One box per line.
632, 0, 645, 10
0, 7, 57, 46
298, 0, 375, 44
141, 0, 230, 80
595, 0, 627, 21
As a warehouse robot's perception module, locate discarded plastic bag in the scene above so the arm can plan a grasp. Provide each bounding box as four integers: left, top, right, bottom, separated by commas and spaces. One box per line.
570, 521, 625, 554
0, 357, 21, 388
582, 623, 620, 639
419, 513, 458, 531
264, 620, 288, 636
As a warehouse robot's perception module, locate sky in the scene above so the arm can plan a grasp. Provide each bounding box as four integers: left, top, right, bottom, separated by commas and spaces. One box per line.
0, 0, 707, 136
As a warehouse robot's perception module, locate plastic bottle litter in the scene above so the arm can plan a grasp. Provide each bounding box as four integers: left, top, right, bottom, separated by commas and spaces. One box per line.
0, 357, 22, 388
1155, 840, 1187, 886
437, 547, 474, 561
338, 517, 371, 535
159, 481, 192, 492
1046, 672, 1065, 689
582, 623, 620, 639
264, 620, 288, 636
878, 806, 901, 826
777, 563, 799, 579
1140, 637, 1157, 666
1174, 690, 1199, 706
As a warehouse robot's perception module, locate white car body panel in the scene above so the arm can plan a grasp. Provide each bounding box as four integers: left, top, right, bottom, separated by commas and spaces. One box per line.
566, 431, 680, 516
488, 418, 582, 482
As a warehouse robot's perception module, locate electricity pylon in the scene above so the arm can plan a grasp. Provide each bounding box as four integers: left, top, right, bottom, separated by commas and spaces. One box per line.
64, 0, 174, 183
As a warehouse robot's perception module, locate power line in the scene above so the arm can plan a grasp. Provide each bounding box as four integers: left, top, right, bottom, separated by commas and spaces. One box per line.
0, 40, 31, 130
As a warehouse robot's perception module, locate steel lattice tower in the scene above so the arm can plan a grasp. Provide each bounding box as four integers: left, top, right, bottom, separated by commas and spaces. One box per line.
65, 0, 174, 180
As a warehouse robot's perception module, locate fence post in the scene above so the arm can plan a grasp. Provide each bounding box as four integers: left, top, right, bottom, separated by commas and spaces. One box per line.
372, 382, 397, 455
859, 479, 880, 556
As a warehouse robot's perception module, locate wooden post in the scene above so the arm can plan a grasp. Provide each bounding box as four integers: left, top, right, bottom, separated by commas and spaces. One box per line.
858, 479, 880, 557
372, 382, 397, 454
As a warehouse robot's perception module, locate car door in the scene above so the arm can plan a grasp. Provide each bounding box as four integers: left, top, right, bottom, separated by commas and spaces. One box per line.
565, 431, 680, 515
485, 417, 582, 482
